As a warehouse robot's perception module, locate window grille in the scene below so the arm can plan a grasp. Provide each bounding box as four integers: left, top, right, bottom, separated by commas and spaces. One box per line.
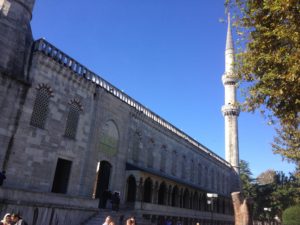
64, 100, 82, 139
30, 85, 52, 128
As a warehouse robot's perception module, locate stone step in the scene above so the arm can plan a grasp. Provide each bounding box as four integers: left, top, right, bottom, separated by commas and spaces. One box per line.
83, 209, 151, 225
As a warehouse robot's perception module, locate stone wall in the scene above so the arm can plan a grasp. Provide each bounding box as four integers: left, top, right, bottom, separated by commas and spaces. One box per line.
0, 38, 239, 224
0, 187, 98, 225
0, 75, 30, 170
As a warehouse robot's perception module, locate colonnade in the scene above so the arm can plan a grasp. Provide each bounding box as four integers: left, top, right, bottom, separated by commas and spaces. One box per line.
125, 174, 234, 215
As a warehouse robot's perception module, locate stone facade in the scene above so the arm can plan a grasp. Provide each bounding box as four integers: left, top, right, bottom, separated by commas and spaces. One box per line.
0, 1, 240, 225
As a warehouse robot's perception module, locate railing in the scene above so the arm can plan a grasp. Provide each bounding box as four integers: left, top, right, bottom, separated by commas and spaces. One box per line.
33, 38, 232, 168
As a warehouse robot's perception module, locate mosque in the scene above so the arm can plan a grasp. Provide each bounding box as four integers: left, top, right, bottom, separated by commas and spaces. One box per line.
0, 1, 240, 224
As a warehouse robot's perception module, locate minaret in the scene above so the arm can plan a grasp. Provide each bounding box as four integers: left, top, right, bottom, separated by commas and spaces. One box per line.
222, 14, 240, 174
0, 0, 36, 80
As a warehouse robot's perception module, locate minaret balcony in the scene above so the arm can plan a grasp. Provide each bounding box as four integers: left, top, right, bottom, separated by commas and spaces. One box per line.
222, 73, 238, 85
222, 104, 240, 116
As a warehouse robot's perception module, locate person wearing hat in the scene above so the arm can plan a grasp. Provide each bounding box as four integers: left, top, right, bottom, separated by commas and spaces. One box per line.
11, 214, 27, 225
0, 213, 12, 225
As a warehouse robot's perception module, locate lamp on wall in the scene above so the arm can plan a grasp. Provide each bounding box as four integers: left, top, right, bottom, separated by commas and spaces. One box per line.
207, 193, 218, 225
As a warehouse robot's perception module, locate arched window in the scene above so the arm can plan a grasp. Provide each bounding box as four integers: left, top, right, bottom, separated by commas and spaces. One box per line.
64, 99, 82, 139
205, 166, 208, 188
217, 171, 220, 192
147, 139, 154, 168
160, 145, 167, 172
221, 173, 225, 193
171, 186, 179, 207
143, 177, 153, 203
183, 188, 189, 208
198, 163, 202, 185
181, 155, 186, 179
158, 182, 166, 205
193, 192, 199, 210
190, 159, 194, 182
126, 175, 136, 202
171, 151, 177, 176
99, 120, 119, 157
211, 169, 215, 190
132, 131, 141, 163
30, 84, 53, 128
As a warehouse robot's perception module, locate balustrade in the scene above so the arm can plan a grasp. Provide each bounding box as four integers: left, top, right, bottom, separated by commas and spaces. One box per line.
34, 38, 231, 167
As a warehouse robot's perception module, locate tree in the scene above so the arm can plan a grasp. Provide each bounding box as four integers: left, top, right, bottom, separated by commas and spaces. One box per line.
254, 170, 300, 220
225, 0, 300, 166
257, 169, 276, 185
282, 204, 300, 225
271, 172, 300, 217
239, 160, 256, 198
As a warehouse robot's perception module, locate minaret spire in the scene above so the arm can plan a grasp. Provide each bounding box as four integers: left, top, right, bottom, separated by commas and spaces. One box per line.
222, 13, 240, 174
226, 13, 234, 51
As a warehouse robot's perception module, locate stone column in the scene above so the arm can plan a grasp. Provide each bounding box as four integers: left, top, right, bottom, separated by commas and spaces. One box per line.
153, 182, 159, 204
136, 177, 143, 201
0, 0, 36, 80
231, 192, 253, 225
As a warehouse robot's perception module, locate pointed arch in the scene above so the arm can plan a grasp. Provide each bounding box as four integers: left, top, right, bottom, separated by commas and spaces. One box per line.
64, 98, 83, 139
30, 84, 53, 128
143, 177, 153, 203
190, 159, 195, 182
205, 166, 208, 188
126, 175, 136, 202
171, 150, 177, 176
193, 191, 199, 210
198, 163, 202, 185
132, 131, 142, 162
160, 145, 167, 172
158, 182, 166, 205
93, 160, 112, 208
181, 155, 186, 179
99, 120, 119, 156
211, 168, 215, 190
171, 185, 179, 207
183, 188, 189, 208
147, 138, 154, 168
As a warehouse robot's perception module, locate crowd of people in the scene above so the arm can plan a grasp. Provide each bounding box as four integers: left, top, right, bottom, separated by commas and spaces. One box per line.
103, 215, 136, 225
0, 213, 27, 225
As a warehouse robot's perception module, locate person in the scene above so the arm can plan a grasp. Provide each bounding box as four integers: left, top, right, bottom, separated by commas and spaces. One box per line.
109, 219, 116, 225
166, 219, 172, 225
118, 215, 124, 225
11, 214, 27, 225
0, 170, 6, 186
103, 216, 112, 225
111, 192, 120, 211
0, 213, 12, 225
126, 217, 136, 225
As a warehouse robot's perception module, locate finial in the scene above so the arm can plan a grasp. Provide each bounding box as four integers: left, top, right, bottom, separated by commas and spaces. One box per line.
226, 13, 234, 50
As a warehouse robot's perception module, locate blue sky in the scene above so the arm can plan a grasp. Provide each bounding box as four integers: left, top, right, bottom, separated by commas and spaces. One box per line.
31, 0, 295, 178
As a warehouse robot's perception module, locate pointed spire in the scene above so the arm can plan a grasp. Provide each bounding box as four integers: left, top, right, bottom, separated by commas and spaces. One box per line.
226, 13, 234, 50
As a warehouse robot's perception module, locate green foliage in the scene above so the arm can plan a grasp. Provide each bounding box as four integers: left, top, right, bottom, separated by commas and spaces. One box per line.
282, 205, 300, 225
253, 170, 300, 220
226, 0, 300, 167
257, 169, 276, 185
238, 160, 300, 221
239, 160, 256, 198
